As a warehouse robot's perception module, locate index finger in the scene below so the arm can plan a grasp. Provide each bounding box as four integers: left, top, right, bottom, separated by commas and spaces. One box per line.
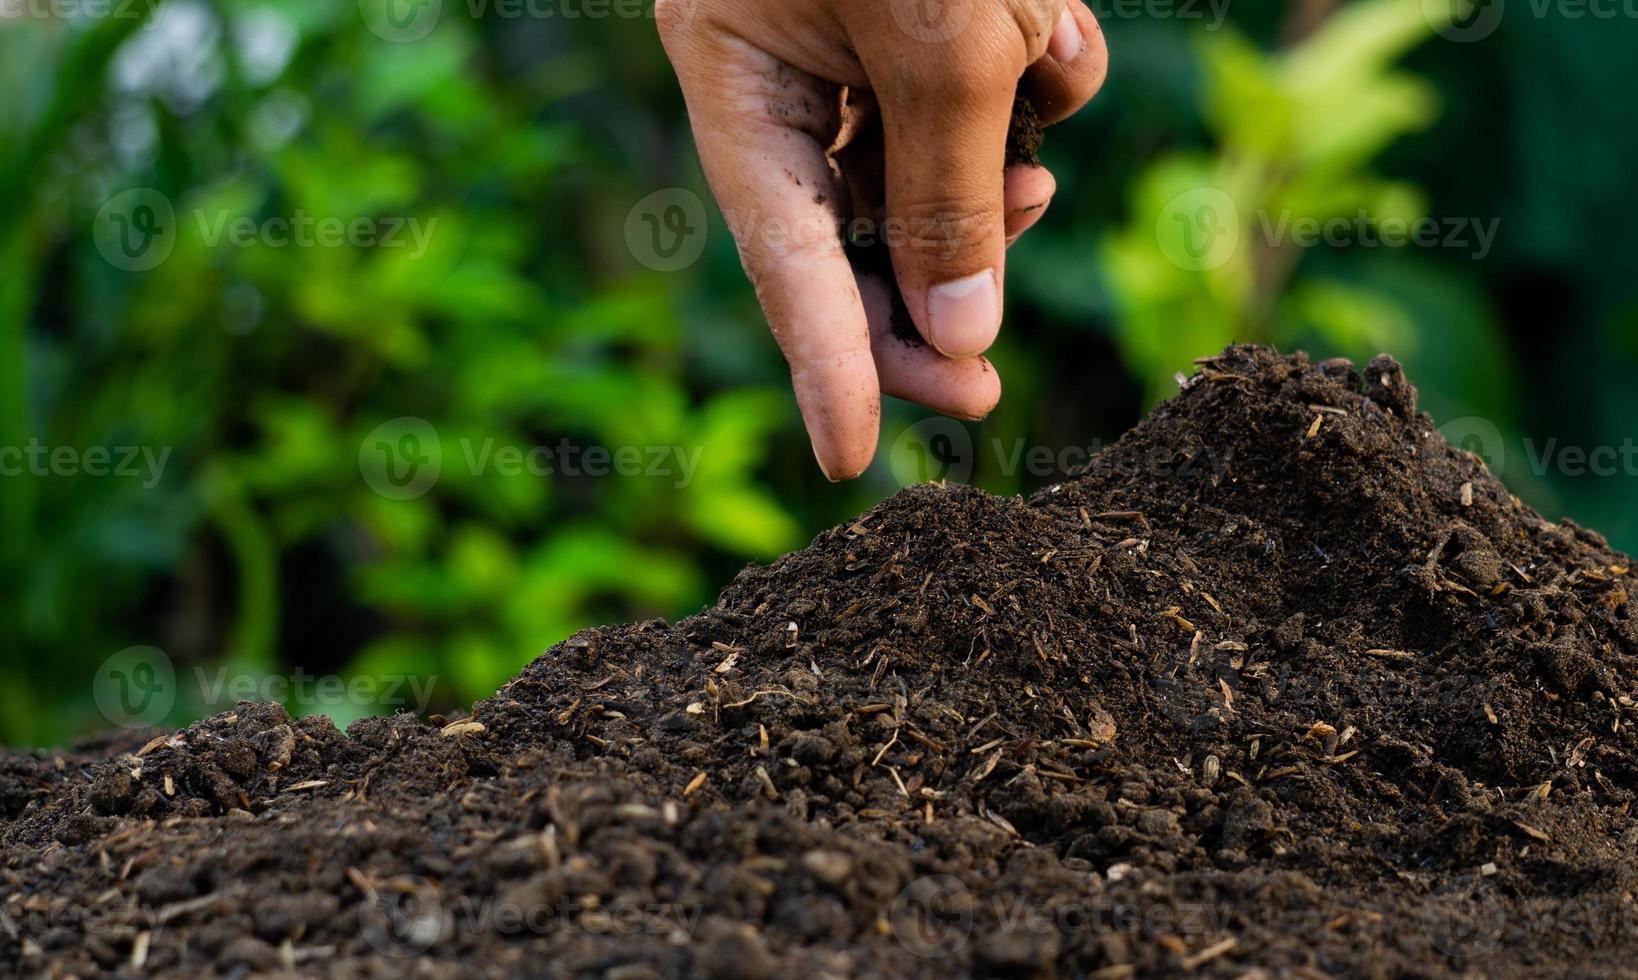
662, 30, 881, 479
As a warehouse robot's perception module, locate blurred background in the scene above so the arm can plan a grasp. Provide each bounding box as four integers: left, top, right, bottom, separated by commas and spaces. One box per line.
3, 0, 1635, 746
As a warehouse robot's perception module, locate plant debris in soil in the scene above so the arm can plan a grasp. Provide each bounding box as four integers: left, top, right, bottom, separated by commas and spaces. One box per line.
5, 346, 1637, 978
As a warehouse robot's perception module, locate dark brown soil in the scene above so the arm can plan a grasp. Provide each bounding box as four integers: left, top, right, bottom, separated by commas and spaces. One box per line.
1005, 90, 1045, 167
6, 347, 1637, 978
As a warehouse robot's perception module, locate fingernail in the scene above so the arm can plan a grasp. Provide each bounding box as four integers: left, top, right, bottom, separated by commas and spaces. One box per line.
1049, 9, 1082, 62
928, 269, 1000, 357
812, 444, 840, 483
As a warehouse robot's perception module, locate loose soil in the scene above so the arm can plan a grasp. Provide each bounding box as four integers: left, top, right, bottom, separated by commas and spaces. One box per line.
5, 347, 1637, 978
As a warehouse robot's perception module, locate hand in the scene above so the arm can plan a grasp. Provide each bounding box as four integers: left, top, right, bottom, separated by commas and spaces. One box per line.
658, 0, 1108, 479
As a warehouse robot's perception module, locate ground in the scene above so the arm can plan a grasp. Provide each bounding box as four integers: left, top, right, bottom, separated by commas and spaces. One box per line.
5, 347, 1636, 978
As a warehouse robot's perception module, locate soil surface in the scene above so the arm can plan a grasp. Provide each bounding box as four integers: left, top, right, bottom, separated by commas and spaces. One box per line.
6, 347, 1637, 978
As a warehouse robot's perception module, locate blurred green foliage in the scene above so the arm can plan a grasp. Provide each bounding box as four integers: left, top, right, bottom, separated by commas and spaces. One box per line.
1104, 0, 1446, 397
2, 0, 1635, 746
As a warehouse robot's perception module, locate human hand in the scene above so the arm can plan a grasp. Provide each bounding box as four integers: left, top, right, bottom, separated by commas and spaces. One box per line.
657, 0, 1108, 479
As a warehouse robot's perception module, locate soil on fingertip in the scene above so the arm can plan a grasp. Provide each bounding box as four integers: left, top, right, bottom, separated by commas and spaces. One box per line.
6, 346, 1638, 978
1005, 89, 1045, 166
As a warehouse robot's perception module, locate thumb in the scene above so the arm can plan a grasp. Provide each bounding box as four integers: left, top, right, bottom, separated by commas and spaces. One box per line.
868, 4, 1059, 358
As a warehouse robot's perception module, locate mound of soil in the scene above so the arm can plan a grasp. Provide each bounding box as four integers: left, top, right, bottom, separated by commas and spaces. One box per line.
5, 347, 1637, 978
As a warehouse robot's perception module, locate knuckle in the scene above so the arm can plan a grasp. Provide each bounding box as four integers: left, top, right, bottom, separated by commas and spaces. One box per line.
1010, 0, 1064, 61
897, 49, 1017, 111
872, 12, 1024, 112
888, 195, 1003, 265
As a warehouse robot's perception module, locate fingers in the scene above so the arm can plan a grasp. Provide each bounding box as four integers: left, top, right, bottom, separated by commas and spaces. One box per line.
835, 91, 1059, 248
657, 0, 1092, 479
664, 34, 880, 480
1022, 1, 1109, 126
1005, 165, 1056, 244
861, 275, 1002, 422
865, 6, 1056, 360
